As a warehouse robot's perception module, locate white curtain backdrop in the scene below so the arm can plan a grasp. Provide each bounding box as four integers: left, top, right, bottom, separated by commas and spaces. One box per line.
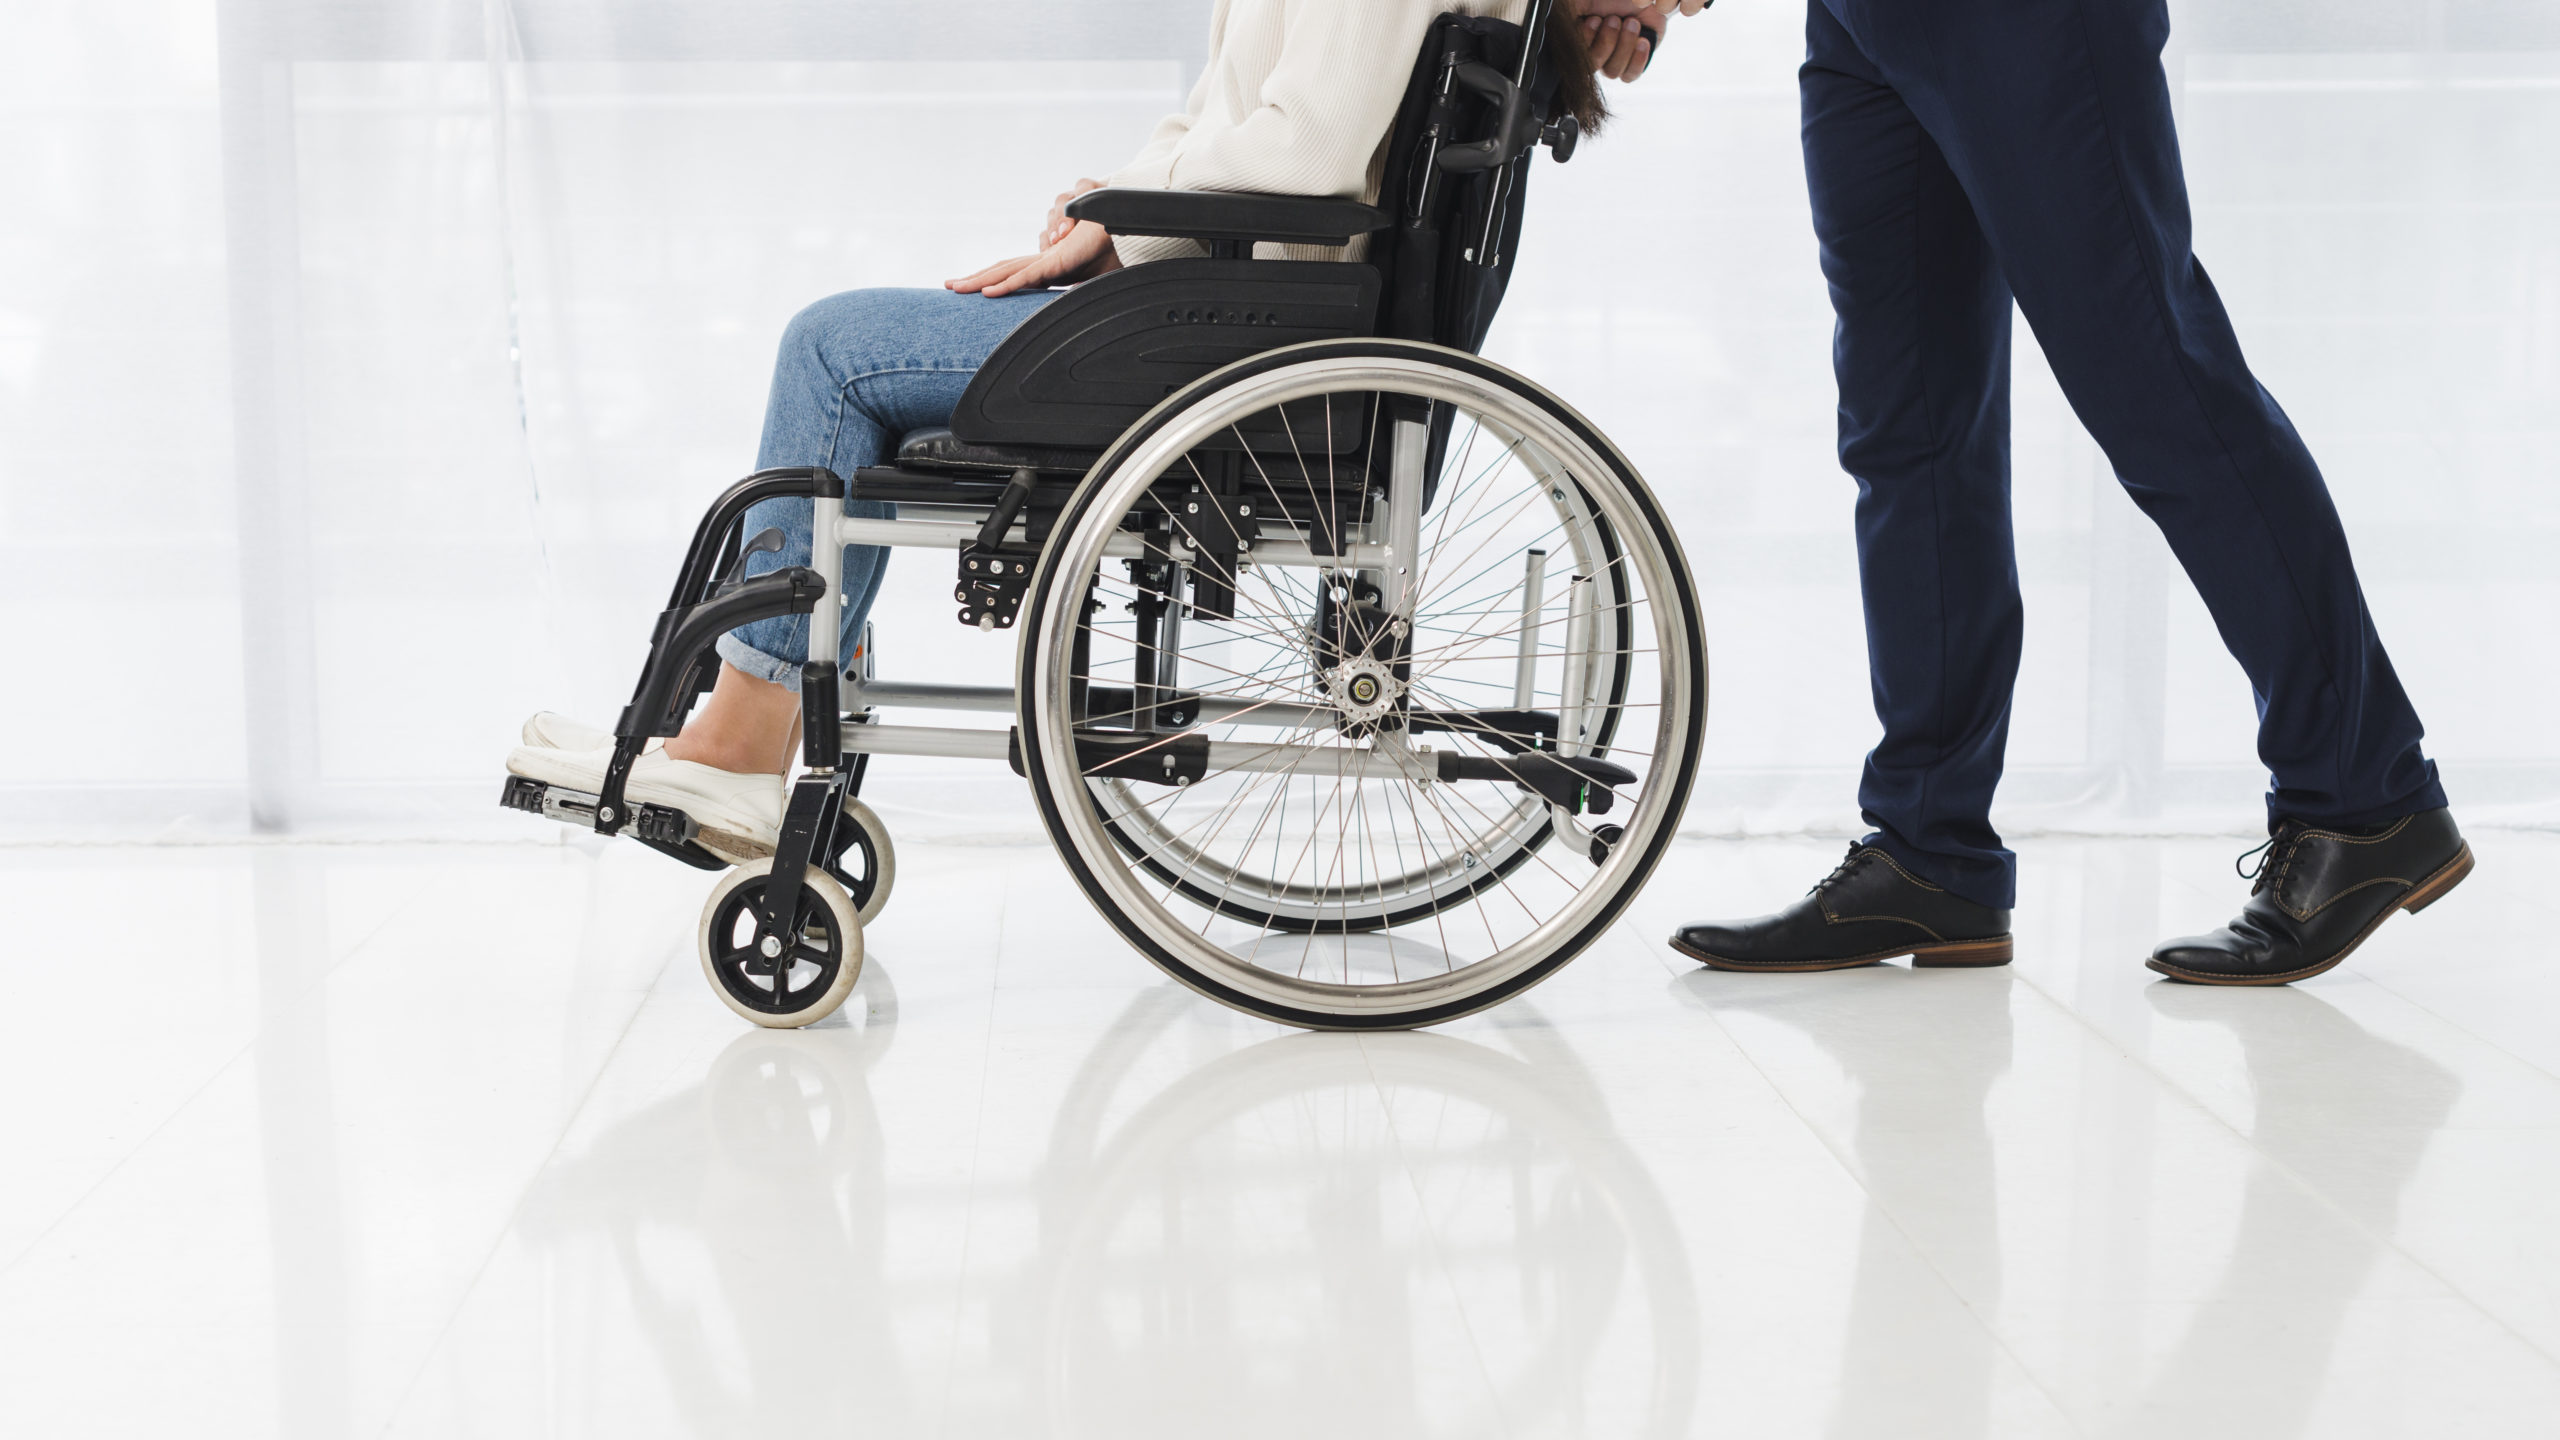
3, 0, 2554, 841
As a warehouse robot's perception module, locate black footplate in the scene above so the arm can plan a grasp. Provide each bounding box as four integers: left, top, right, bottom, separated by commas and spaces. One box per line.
500, 775, 719, 852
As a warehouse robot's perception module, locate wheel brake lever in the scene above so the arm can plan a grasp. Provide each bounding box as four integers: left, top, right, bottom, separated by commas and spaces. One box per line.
716, 526, 788, 595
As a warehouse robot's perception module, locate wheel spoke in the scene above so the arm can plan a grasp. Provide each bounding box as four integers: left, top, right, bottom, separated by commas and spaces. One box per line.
1021, 360, 1697, 1019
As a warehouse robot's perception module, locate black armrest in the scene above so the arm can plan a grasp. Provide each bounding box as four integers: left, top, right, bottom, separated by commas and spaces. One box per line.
1066, 187, 1391, 248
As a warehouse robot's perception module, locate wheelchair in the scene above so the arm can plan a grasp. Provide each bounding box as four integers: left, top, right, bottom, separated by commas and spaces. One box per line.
501, 10, 1707, 1032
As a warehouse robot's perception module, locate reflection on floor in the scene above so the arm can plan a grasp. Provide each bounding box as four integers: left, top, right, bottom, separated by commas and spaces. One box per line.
2, 832, 2557, 1437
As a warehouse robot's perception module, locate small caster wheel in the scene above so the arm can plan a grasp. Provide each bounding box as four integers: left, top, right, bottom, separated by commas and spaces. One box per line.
825, 797, 897, 925
1587, 824, 1625, 866
699, 858, 864, 1028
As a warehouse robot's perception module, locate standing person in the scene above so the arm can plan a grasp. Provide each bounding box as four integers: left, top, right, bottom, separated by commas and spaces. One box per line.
1640, 0, 2471, 984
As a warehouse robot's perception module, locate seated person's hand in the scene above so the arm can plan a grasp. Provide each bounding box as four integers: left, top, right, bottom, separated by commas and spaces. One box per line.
1579, 0, 1672, 82
1041, 178, 1106, 250
948, 208, 1123, 298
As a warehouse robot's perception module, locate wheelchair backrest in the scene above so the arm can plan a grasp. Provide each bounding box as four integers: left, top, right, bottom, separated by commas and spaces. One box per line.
1374, 11, 1556, 355
947, 8, 1561, 455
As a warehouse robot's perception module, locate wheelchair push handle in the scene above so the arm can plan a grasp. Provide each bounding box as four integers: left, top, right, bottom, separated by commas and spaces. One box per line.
1429, 0, 1594, 175
1436, 63, 1533, 174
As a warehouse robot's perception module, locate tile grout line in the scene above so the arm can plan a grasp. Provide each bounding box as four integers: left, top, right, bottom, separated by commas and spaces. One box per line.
1629, 924, 2095, 1438
0, 867, 425, 1285
2351, 841, 2560, 1086
366, 937, 677, 1436
1357, 1031, 1524, 1440
1639, 839, 2560, 1375
2352, 971, 2560, 1090
931, 862, 1010, 1440
1995, 956, 2560, 1374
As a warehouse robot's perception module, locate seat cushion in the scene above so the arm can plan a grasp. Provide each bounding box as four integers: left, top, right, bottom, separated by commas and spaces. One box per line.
894, 427, 1096, 476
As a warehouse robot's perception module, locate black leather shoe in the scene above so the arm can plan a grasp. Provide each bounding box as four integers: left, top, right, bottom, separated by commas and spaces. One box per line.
1669, 844, 2014, 972
2147, 807, 2472, 986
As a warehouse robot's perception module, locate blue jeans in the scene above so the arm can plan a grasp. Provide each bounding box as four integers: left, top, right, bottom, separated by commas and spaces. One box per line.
716, 286, 1059, 689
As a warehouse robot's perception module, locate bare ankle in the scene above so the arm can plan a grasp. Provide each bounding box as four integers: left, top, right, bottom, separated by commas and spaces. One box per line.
664, 730, 784, 775
665, 662, 803, 775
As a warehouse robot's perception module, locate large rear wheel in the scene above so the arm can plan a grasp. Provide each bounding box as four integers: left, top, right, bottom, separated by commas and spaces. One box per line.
1016, 340, 1705, 1030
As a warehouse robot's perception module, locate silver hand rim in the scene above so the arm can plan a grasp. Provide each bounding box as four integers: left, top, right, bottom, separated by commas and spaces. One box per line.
1025, 353, 1699, 1019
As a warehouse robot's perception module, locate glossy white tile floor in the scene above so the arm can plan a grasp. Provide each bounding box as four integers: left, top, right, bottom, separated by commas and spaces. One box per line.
4, 830, 2558, 1438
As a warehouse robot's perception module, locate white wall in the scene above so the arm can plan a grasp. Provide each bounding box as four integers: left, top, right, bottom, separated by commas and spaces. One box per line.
1, 0, 2552, 838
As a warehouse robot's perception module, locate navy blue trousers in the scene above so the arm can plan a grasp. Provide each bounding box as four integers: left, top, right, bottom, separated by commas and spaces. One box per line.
1801, 0, 2445, 909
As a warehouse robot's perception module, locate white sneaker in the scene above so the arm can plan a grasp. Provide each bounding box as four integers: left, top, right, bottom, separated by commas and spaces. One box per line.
505, 743, 783, 863
521, 711, 662, 754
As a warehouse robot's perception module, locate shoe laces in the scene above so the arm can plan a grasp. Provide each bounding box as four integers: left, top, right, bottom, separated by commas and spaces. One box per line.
2235, 820, 2308, 896
1810, 843, 1870, 896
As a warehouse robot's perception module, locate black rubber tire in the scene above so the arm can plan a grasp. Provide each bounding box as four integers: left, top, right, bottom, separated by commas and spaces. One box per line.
1014, 338, 1706, 1031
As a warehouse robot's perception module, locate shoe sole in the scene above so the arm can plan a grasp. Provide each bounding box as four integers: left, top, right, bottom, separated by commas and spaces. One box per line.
2144, 840, 2475, 987
694, 828, 774, 865
1669, 933, 2014, 973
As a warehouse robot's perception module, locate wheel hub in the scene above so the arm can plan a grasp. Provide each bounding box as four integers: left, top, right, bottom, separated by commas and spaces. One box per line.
1324, 655, 1405, 729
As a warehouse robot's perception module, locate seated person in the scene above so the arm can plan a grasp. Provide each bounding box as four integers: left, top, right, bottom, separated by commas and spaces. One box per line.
508, 0, 1645, 862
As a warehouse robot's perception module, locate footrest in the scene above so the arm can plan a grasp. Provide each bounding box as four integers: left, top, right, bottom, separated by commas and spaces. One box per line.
499, 775, 726, 863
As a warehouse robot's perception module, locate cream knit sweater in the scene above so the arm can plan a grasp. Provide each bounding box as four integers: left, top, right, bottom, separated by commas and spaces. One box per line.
1105, 0, 1533, 264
